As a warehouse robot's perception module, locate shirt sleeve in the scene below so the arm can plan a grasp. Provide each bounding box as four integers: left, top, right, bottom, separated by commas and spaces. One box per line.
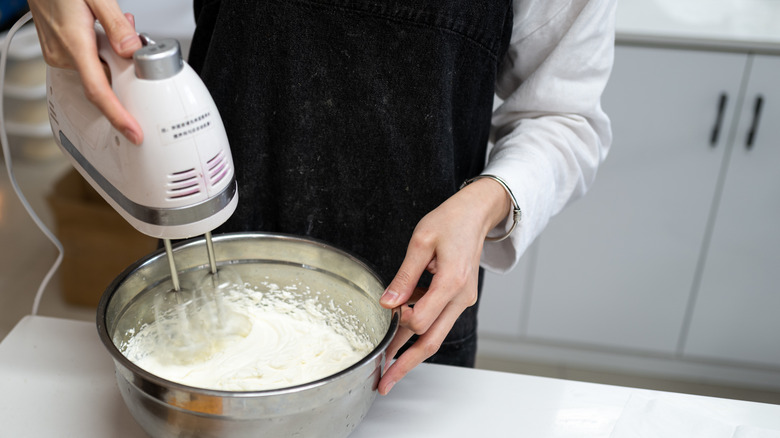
479, 0, 617, 273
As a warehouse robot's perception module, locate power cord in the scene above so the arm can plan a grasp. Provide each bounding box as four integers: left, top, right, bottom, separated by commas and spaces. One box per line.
0, 11, 63, 316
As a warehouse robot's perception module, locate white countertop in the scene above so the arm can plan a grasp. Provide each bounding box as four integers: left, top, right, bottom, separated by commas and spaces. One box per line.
2, 316, 780, 438
616, 0, 780, 53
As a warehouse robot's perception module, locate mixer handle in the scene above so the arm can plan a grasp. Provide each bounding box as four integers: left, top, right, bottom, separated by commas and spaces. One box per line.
95, 23, 134, 85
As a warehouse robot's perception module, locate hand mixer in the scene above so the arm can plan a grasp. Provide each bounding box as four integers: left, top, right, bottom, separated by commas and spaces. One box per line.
46, 24, 249, 361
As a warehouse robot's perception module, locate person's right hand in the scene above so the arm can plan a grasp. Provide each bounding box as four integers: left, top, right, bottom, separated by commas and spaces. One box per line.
28, 0, 144, 144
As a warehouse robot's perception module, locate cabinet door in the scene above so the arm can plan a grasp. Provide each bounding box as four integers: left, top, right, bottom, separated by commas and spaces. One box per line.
683, 55, 780, 367
479, 243, 538, 337
524, 46, 747, 353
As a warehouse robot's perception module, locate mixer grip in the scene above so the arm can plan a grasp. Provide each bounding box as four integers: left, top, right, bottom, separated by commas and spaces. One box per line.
94, 23, 135, 87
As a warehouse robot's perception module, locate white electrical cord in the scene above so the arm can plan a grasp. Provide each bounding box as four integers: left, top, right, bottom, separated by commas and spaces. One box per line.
1, 11, 64, 316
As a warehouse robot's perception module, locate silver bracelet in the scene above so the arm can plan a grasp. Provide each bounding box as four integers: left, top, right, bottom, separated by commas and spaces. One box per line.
460, 174, 521, 242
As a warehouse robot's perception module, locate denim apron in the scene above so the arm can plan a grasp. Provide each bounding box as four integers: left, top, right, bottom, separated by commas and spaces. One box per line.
188, 0, 513, 367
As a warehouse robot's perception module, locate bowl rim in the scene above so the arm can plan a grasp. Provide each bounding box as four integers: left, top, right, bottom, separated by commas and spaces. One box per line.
96, 231, 399, 397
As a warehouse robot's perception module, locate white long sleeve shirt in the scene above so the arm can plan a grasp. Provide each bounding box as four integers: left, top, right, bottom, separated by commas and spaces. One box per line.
481, 0, 616, 273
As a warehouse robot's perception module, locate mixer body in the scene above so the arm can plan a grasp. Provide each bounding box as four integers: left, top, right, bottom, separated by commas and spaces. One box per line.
46, 27, 237, 239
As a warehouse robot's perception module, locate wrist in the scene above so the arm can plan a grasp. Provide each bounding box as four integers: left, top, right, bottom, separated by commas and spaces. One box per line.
460, 174, 521, 242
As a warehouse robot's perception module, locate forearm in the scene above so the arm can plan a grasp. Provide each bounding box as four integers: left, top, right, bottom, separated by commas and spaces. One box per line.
482, 0, 617, 272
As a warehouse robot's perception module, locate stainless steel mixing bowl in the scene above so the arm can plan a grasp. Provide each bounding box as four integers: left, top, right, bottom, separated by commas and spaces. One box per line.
97, 232, 398, 438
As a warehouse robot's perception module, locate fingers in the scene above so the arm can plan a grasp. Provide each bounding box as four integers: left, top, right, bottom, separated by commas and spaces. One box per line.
382, 288, 425, 361
27, 0, 143, 144
74, 52, 144, 144
390, 249, 476, 341
376, 187, 492, 395
124, 13, 136, 31
384, 325, 413, 364
83, 1, 143, 143
88, 0, 142, 56
378, 302, 463, 395
379, 258, 479, 396
380, 230, 436, 309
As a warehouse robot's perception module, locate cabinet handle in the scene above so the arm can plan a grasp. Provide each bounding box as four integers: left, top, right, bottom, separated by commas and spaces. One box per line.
710, 92, 728, 147
745, 95, 764, 150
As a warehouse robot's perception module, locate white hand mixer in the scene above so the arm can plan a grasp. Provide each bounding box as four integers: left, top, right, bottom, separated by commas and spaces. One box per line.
45, 24, 249, 361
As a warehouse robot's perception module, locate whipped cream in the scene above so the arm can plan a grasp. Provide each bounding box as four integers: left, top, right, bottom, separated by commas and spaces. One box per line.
120, 280, 374, 391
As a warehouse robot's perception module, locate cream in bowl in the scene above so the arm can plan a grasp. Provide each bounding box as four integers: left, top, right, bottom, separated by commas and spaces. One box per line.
98, 233, 398, 438
120, 277, 375, 391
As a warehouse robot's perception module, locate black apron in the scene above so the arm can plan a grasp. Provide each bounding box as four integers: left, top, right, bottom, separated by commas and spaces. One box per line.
189, 0, 513, 367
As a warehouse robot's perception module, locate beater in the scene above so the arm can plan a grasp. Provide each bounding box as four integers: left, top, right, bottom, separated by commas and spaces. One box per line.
46, 24, 247, 359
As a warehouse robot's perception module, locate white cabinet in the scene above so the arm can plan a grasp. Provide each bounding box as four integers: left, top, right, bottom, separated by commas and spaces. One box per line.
522, 46, 747, 354
683, 55, 780, 367
479, 242, 537, 337
478, 45, 780, 386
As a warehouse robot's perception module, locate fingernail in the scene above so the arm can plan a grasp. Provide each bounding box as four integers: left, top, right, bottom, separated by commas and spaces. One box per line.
382, 380, 396, 395
123, 129, 140, 145
380, 289, 399, 306
120, 35, 139, 52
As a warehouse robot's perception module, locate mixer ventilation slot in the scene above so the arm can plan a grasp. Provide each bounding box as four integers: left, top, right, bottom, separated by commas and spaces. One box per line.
48, 101, 59, 126
207, 150, 230, 186
167, 168, 202, 199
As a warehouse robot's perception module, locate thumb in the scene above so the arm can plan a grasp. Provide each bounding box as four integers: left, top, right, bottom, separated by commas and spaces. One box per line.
91, 1, 141, 57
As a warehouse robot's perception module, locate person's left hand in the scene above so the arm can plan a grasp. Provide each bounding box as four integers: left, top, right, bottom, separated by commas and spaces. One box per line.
378, 177, 511, 395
